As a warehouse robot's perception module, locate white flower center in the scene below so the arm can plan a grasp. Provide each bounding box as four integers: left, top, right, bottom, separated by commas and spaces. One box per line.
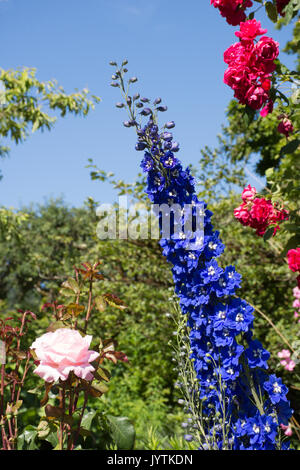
273, 382, 281, 394
253, 424, 260, 434
235, 313, 244, 322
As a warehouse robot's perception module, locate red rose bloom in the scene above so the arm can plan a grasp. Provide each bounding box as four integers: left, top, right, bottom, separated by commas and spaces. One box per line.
287, 248, 300, 273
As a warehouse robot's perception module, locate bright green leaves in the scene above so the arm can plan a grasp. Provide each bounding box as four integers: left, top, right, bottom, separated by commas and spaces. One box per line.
0, 67, 100, 173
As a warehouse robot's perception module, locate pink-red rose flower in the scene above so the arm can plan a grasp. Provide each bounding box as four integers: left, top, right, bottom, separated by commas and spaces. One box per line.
255, 37, 279, 63
233, 202, 251, 226
31, 328, 99, 383
245, 85, 269, 110
278, 118, 294, 137
235, 19, 267, 42
211, 0, 253, 26
287, 248, 300, 273
241, 184, 257, 202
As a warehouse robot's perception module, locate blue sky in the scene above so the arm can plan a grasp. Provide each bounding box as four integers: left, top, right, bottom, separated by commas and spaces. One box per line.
0, 0, 295, 209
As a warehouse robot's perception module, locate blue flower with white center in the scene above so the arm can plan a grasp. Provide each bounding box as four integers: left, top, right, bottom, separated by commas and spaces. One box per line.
245, 339, 270, 369
160, 151, 178, 169
263, 375, 289, 405
140, 152, 154, 172
200, 260, 223, 284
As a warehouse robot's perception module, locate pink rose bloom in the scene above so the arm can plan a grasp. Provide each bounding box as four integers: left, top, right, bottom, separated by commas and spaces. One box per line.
287, 248, 300, 273
241, 184, 257, 202
280, 423, 293, 436
278, 118, 294, 137
293, 286, 300, 299
245, 85, 269, 110
293, 299, 300, 309
235, 19, 267, 42
255, 37, 279, 65
31, 328, 99, 383
284, 360, 296, 372
233, 202, 251, 226
249, 197, 273, 225
211, 0, 253, 26
278, 349, 291, 359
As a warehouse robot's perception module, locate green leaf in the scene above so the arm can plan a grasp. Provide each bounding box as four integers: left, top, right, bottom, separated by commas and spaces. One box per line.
106, 415, 135, 450
263, 226, 275, 242
81, 410, 99, 431
280, 139, 300, 158
62, 277, 80, 294
17, 425, 38, 450
265, 1, 278, 22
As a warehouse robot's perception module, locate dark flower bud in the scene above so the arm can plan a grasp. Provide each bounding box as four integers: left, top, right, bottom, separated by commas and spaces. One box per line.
110, 82, 119, 87
162, 132, 173, 141
156, 106, 168, 112
123, 68, 128, 73
122, 59, 128, 66
151, 145, 159, 155
135, 142, 147, 151
150, 125, 159, 134
137, 128, 145, 136
128, 119, 137, 126
140, 108, 152, 116
123, 121, 131, 127
133, 93, 140, 100
129, 77, 138, 83
140, 97, 150, 103
111, 74, 118, 80
154, 97, 162, 105
136, 102, 143, 108
116, 102, 124, 108
165, 121, 175, 129
109, 61, 117, 66
126, 97, 132, 105
171, 141, 180, 152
